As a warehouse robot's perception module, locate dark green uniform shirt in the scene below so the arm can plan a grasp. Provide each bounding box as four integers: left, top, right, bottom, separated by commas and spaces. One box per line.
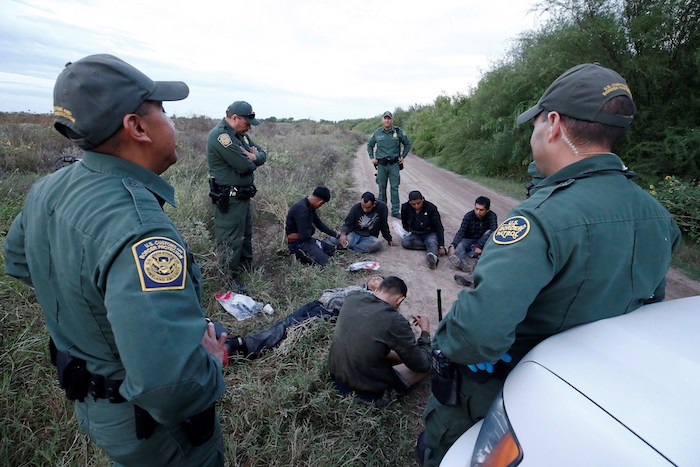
435, 153, 681, 366
4, 152, 225, 425
367, 126, 411, 160
207, 119, 267, 187
329, 291, 431, 393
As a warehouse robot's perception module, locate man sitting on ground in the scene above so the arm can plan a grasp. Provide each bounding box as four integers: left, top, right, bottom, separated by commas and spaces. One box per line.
339, 191, 393, 253
448, 196, 498, 270
400, 191, 446, 270
449, 196, 498, 287
286, 186, 340, 266
328, 276, 431, 407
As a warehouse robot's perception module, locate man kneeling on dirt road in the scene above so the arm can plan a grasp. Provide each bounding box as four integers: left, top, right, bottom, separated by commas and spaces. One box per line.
329, 276, 432, 407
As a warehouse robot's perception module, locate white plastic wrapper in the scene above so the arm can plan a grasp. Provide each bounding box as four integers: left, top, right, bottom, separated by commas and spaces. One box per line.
346, 261, 381, 272
214, 291, 274, 321
393, 219, 409, 239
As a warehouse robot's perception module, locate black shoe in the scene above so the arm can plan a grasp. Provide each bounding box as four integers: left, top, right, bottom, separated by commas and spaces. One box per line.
391, 213, 401, 219
225, 336, 248, 356
454, 274, 472, 287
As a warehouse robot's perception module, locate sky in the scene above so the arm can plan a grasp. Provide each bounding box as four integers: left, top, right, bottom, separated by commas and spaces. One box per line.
0, 0, 546, 121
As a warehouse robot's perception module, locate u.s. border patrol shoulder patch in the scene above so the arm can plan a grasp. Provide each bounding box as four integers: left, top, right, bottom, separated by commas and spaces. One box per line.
132, 237, 187, 291
493, 216, 531, 245
217, 133, 233, 147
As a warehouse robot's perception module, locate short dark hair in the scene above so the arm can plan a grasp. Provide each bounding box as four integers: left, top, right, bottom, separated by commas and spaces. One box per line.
361, 191, 376, 203
408, 190, 423, 201
312, 186, 331, 202
475, 196, 490, 209
561, 96, 635, 149
379, 276, 407, 297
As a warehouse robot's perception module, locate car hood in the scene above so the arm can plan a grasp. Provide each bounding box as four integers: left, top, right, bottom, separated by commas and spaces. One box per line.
519, 296, 700, 465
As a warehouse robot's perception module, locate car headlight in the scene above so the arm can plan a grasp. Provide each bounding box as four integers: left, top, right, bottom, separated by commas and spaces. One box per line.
471, 390, 523, 466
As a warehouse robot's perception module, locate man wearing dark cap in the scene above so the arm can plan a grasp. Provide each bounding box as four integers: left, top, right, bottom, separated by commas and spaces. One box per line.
420, 64, 680, 466
4, 54, 228, 465
207, 100, 267, 293
285, 186, 340, 265
338, 191, 393, 253
400, 190, 446, 269
367, 111, 411, 218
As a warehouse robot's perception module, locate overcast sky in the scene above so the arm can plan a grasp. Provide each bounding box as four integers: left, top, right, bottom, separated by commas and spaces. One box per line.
1, 0, 545, 121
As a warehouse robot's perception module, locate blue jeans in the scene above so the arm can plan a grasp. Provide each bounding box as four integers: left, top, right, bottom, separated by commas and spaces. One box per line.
401, 232, 439, 256
346, 232, 383, 253
288, 237, 336, 265
243, 301, 332, 357
454, 238, 479, 260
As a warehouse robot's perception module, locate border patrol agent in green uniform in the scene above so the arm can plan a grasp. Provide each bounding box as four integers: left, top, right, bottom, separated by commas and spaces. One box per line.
420, 64, 681, 466
368, 111, 411, 218
4, 54, 228, 466
207, 101, 266, 292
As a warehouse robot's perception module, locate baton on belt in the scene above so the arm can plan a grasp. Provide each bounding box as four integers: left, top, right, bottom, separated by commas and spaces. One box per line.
437, 288, 443, 321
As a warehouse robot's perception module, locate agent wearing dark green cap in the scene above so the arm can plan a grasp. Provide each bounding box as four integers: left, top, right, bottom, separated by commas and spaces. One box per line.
420, 63, 681, 466
207, 101, 267, 292
367, 111, 411, 218
4, 54, 228, 466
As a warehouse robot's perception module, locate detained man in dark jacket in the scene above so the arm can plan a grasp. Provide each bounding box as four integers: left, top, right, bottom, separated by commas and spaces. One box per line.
328, 276, 431, 407
285, 186, 339, 266
400, 190, 446, 270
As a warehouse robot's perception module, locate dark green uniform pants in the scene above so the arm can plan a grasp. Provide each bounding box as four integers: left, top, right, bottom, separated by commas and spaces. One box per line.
423, 372, 504, 467
376, 162, 401, 216
214, 197, 252, 278
74, 398, 224, 466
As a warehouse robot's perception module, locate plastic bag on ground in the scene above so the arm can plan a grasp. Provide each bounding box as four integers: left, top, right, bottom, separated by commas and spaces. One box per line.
214, 291, 274, 320
346, 261, 381, 272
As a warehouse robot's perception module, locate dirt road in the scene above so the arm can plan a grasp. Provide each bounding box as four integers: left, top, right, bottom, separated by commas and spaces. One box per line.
351, 146, 700, 329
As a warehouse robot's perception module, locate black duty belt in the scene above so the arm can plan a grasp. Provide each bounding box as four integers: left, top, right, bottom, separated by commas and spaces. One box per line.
378, 156, 400, 165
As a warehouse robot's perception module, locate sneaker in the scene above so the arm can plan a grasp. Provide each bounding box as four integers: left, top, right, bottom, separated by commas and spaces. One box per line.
454, 274, 472, 287
427, 252, 438, 270
457, 259, 471, 273
391, 213, 401, 219
448, 254, 461, 268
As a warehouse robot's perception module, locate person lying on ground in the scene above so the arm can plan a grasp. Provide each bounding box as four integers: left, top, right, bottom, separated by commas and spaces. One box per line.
214, 276, 384, 359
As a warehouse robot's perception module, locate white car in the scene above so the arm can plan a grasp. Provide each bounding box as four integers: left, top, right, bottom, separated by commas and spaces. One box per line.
441, 295, 700, 467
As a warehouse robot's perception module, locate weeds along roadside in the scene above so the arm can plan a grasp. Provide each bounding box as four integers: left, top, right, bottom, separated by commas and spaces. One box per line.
1, 116, 422, 466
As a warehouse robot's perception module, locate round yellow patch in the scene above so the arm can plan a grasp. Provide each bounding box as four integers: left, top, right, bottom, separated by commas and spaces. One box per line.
493, 216, 531, 245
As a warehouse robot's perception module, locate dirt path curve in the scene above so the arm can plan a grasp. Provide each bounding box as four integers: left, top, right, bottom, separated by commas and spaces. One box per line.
350, 146, 700, 330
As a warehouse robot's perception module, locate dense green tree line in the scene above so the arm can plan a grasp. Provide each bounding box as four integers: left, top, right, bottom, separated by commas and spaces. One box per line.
344, 0, 699, 185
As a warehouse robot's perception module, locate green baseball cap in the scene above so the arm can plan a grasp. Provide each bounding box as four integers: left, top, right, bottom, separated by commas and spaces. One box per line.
382, 111, 393, 118
53, 54, 189, 149
517, 63, 635, 128
226, 101, 260, 125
